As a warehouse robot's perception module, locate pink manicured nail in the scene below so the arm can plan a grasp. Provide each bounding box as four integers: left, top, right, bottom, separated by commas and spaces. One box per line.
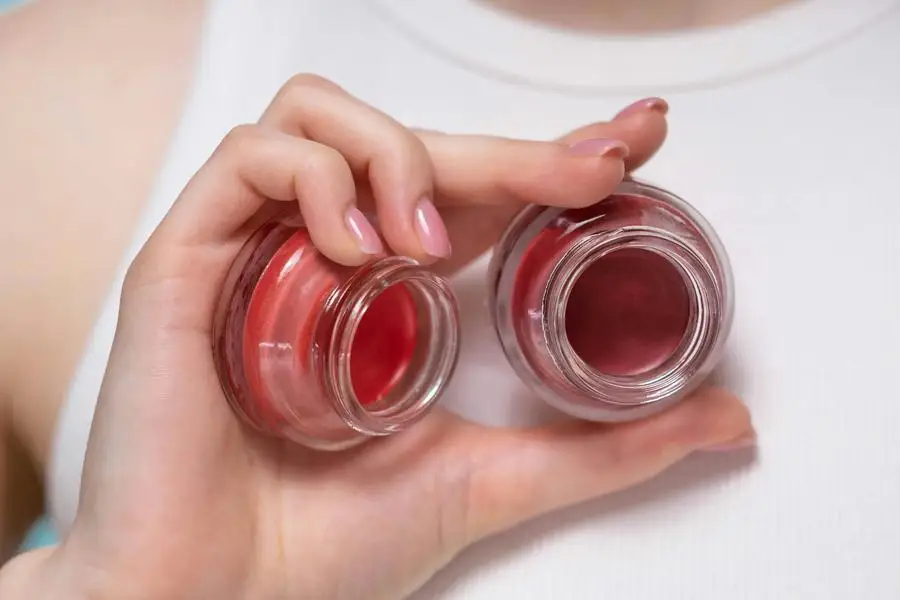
703, 431, 757, 453
414, 197, 452, 258
568, 137, 630, 158
614, 97, 669, 121
344, 207, 384, 255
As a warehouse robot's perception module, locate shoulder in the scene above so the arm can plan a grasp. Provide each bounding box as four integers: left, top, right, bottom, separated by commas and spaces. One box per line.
0, 0, 206, 465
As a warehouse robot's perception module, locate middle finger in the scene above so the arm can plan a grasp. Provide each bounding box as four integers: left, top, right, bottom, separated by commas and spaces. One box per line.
259, 74, 445, 261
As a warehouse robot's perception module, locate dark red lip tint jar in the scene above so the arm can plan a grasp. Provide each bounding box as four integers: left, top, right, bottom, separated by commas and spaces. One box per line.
213, 214, 460, 450
489, 180, 733, 422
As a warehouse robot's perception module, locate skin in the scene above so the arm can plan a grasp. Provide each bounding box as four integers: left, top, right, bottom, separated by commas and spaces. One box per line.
0, 0, 206, 555
482, 0, 797, 33
0, 2, 755, 597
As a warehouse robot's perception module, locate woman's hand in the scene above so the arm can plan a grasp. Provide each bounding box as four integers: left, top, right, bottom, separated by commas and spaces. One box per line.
28, 76, 751, 600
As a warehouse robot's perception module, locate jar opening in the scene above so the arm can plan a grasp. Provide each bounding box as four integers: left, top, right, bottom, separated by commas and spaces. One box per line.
564, 247, 691, 377
347, 282, 420, 407
544, 226, 720, 406
320, 258, 460, 435
490, 179, 733, 422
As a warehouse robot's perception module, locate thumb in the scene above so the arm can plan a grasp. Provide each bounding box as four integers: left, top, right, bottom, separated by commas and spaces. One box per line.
457, 387, 753, 544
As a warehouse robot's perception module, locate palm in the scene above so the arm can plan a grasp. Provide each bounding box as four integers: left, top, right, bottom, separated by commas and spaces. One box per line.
71, 253, 483, 599
257, 411, 475, 600
79, 322, 489, 599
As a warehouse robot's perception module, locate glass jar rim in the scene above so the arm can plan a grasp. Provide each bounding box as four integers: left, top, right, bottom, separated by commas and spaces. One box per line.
317, 256, 461, 435
542, 226, 723, 406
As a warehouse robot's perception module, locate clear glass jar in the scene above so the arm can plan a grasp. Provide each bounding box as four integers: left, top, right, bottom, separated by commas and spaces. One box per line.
213, 213, 460, 450
489, 180, 734, 422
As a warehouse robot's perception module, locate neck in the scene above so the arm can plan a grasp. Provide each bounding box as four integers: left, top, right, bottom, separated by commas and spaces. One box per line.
479, 0, 798, 33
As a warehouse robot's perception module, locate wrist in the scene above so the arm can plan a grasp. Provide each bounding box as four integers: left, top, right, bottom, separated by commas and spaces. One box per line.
0, 547, 59, 599
0, 546, 106, 600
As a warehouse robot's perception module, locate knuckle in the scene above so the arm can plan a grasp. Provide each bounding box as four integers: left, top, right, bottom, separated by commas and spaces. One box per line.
284, 72, 342, 93
121, 252, 146, 297
407, 131, 431, 163
277, 73, 342, 107
218, 124, 262, 154
373, 129, 431, 179
393, 123, 429, 153
120, 242, 160, 303
302, 144, 349, 178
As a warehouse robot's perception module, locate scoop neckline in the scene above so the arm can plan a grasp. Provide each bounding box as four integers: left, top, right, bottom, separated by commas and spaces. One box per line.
370, 0, 900, 94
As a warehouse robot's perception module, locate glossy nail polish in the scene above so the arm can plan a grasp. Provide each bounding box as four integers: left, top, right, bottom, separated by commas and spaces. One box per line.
703, 431, 756, 452
568, 138, 630, 158
489, 180, 733, 422
614, 97, 669, 120
414, 197, 452, 258
344, 206, 384, 255
213, 212, 460, 450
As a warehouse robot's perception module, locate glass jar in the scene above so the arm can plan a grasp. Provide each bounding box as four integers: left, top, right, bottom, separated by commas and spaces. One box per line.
213, 214, 460, 450
489, 180, 733, 421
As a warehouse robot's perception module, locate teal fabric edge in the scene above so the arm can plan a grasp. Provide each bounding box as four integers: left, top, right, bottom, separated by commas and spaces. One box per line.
20, 517, 58, 552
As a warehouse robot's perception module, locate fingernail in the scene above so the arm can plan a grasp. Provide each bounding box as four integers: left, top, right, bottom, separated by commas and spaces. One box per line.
702, 430, 757, 453
568, 137, 630, 158
414, 197, 452, 259
344, 207, 384, 255
614, 97, 669, 121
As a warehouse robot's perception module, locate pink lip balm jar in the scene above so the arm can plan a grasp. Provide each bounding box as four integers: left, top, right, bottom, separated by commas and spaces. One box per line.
213, 215, 460, 450
489, 180, 734, 421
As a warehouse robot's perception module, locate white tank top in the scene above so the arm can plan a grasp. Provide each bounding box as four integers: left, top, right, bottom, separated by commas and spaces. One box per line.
51, 1, 900, 598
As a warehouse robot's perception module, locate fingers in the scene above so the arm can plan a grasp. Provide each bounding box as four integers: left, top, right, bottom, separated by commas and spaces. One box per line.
415, 97, 668, 209
148, 84, 669, 281
559, 97, 669, 172
451, 388, 753, 544
130, 124, 380, 337
152, 125, 369, 265
429, 203, 525, 277
416, 132, 628, 210
259, 74, 445, 261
